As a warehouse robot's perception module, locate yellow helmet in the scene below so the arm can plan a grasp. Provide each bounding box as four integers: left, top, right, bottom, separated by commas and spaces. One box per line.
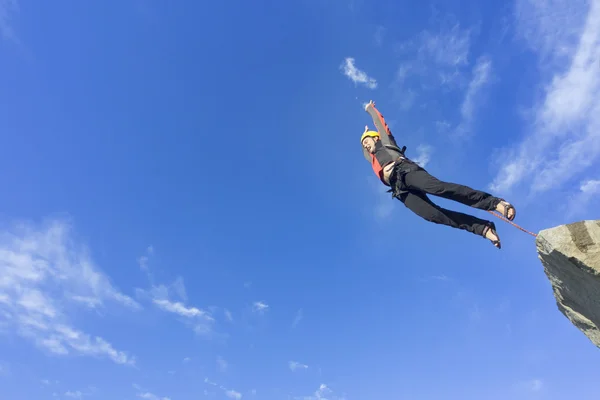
360, 130, 380, 143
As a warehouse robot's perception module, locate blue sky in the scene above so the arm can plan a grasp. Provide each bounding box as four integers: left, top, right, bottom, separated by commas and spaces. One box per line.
1, 0, 599, 399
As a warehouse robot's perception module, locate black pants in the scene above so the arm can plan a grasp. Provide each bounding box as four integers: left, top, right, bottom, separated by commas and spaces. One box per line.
390, 160, 500, 236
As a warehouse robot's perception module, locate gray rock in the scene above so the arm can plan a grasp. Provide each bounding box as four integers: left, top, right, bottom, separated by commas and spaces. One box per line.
536, 220, 600, 349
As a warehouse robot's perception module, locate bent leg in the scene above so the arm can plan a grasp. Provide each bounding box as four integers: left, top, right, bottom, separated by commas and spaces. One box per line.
403, 168, 500, 210
401, 190, 492, 237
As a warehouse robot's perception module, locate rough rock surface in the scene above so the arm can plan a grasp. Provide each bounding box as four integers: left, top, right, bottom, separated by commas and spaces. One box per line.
536, 220, 600, 349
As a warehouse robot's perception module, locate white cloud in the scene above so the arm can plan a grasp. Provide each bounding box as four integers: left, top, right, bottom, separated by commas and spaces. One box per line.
288, 361, 308, 371
411, 144, 433, 168
204, 377, 217, 386
514, 0, 589, 63
0, 0, 18, 42
69, 295, 102, 309
136, 277, 214, 336
455, 56, 492, 136
136, 245, 161, 290
224, 309, 233, 322
204, 377, 242, 399
152, 298, 214, 335
137, 392, 171, 400
133, 384, 171, 400
252, 301, 269, 313
137, 245, 155, 272
436, 120, 451, 133
153, 299, 211, 319
299, 384, 345, 400
65, 391, 83, 398
580, 178, 600, 193
292, 308, 303, 328
566, 178, 600, 217
489, 0, 600, 194
529, 379, 543, 392
225, 390, 242, 399
0, 218, 137, 365
416, 23, 471, 67
340, 57, 377, 89
394, 20, 473, 90
390, 18, 482, 117
138, 256, 149, 271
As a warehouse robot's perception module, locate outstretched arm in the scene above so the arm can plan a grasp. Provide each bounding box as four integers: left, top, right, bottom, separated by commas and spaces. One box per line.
364, 100, 398, 147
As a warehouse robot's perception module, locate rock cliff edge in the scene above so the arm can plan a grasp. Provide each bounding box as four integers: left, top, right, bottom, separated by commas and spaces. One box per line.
536, 220, 600, 349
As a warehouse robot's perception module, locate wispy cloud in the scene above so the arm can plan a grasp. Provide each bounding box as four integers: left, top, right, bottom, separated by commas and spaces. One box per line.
414, 23, 471, 67
340, 57, 377, 89
0, 218, 137, 365
390, 16, 492, 126
514, 0, 589, 63
65, 391, 83, 398
515, 378, 543, 393
394, 20, 473, 93
137, 392, 171, 400
411, 144, 433, 167
298, 384, 345, 400
225, 389, 242, 399
0, 0, 18, 42
224, 309, 233, 322
252, 301, 269, 313
566, 178, 600, 218
455, 56, 492, 136
489, 0, 600, 194
436, 120, 452, 134
528, 379, 543, 392
292, 308, 303, 328
136, 277, 215, 336
204, 377, 242, 399
137, 245, 160, 286
133, 383, 171, 400
137, 249, 151, 271
153, 299, 212, 319
288, 361, 308, 371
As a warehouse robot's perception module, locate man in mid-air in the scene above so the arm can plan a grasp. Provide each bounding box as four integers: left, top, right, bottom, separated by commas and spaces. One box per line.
361, 100, 515, 249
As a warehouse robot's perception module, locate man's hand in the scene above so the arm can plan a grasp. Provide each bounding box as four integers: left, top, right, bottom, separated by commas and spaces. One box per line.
363, 125, 369, 134
364, 100, 375, 111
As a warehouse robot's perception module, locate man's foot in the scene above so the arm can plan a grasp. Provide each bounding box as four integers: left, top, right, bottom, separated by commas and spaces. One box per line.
495, 199, 516, 221
483, 224, 501, 249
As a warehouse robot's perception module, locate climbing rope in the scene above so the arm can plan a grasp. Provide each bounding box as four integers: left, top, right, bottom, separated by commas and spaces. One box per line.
487, 210, 538, 237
